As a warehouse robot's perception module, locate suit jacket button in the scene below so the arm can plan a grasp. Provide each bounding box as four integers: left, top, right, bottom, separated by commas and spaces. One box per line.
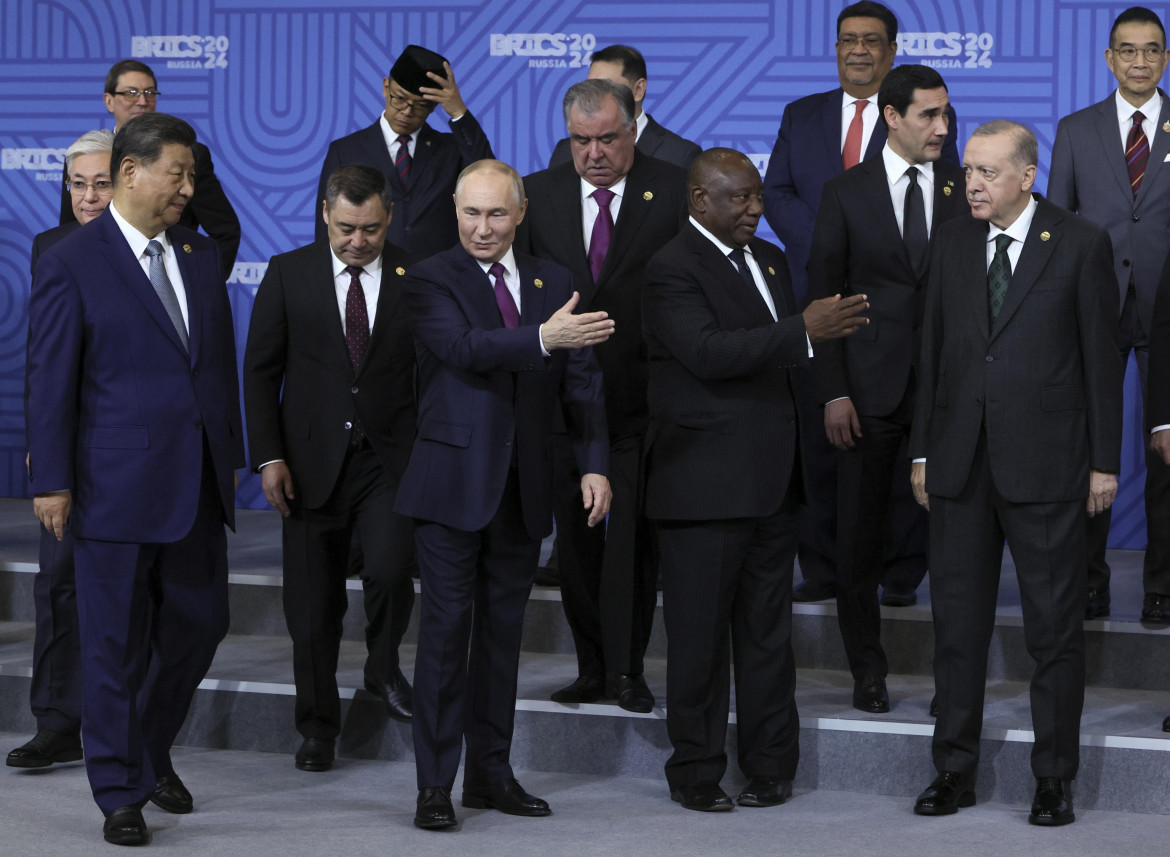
1123, 259, 1131, 267
351, 386, 359, 394
191, 368, 199, 378
344, 421, 353, 430
505, 440, 513, 446
985, 355, 994, 362
194, 420, 203, 430
1132, 214, 1141, 222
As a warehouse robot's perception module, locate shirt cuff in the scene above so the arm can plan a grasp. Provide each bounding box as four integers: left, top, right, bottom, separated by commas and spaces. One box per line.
537, 323, 550, 358
258, 459, 284, 470
806, 333, 813, 358
825, 397, 850, 406
1152, 425, 1170, 434
912, 458, 926, 464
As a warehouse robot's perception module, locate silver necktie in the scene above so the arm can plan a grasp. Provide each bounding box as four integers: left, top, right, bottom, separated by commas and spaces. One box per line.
144, 239, 189, 351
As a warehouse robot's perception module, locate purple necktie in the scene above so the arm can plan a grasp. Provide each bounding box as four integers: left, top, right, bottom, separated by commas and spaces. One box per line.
490, 262, 520, 328
343, 265, 369, 446
1127, 111, 1149, 195
588, 187, 615, 281
395, 135, 411, 181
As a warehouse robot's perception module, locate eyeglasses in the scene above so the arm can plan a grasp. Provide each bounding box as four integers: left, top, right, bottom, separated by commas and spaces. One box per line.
110, 88, 161, 101
67, 179, 113, 194
1110, 46, 1166, 62
387, 93, 433, 115
836, 35, 889, 50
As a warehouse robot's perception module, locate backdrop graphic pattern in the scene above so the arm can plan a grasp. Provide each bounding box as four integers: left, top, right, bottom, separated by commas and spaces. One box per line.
0, 0, 1159, 545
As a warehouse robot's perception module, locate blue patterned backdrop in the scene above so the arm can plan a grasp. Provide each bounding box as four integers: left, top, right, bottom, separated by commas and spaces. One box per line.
0, 0, 1159, 546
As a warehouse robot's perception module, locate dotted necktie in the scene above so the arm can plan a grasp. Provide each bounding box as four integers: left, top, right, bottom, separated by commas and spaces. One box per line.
842, 100, 867, 170
395, 135, 412, 181
490, 262, 520, 328
143, 240, 188, 351
1126, 111, 1149, 195
588, 187, 615, 282
903, 166, 929, 278
987, 234, 1013, 325
344, 265, 369, 446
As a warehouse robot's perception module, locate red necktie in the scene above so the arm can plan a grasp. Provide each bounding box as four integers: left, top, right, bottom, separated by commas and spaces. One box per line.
842, 100, 867, 170
395, 135, 411, 181
588, 187, 615, 281
344, 265, 369, 445
490, 262, 520, 328
1126, 111, 1149, 195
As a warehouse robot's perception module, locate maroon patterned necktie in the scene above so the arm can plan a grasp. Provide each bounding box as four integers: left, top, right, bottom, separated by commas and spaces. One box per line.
395, 135, 412, 181
490, 262, 520, 328
343, 265, 369, 446
588, 187, 615, 281
1126, 111, 1149, 195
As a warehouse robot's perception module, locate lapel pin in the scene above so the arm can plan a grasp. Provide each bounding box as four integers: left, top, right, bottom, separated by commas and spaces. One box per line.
767, 266, 776, 275
1040, 231, 1051, 241
643, 191, 653, 201
1163, 121, 1170, 132
943, 186, 952, 196
534, 278, 543, 288
425, 140, 432, 146
395, 266, 406, 276
182, 244, 192, 253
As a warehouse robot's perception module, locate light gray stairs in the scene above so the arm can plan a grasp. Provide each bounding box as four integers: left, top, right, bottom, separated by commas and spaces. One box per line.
2, 499, 1169, 814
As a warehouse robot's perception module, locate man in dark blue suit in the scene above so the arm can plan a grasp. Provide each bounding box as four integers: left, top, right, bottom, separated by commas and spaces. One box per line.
762, 1, 960, 605
316, 44, 494, 259
395, 159, 612, 830
26, 113, 244, 846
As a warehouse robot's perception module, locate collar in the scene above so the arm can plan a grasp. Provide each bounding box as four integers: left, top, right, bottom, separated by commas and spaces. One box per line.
842, 91, 876, 112
635, 111, 648, 142
580, 175, 628, 202
881, 142, 936, 186
331, 249, 384, 279
379, 114, 420, 148
988, 196, 1038, 245
475, 246, 519, 278
1114, 88, 1162, 125
689, 215, 750, 258
108, 200, 167, 256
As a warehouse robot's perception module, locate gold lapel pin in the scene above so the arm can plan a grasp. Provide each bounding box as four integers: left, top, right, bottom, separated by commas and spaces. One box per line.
182, 244, 192, 253
943, 186, 952, 196
767, 266, 776, 275
395, 266, 406, 276
1040, 231, 1051, 241
426, 140, 432, 146
1163, 121, 1170, 132
534, 278, 543, 288
643, 191, 653, 201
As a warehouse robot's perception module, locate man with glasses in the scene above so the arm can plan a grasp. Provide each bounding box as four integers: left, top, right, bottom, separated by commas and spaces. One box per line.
7, 129, 114, 773
315, 45, 493, 260
58, 60, 240, 281
1049, 6, 1170, 626
762, 1, 959, 611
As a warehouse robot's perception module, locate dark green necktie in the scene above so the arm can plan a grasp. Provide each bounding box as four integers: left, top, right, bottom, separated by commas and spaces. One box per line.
987, 234, 1013, 324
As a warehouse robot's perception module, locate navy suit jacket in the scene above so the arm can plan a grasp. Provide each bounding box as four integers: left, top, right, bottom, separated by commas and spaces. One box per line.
394, 245, 608, 539
763, 86, 960, 303
31, 222, 81, 276
26, 209, 244, 541
547, 114, 702, 171
315, 114, 493, 259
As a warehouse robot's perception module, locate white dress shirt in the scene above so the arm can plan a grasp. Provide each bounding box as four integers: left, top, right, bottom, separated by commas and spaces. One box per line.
332, 251, 382, 334
841, 92, 879, 159
108, 200, 189, 333
580, 176, 627, 253
882, 142, 935, 238
634, 110, 648, 143
985, 197, 1037, 272
1114, 89, 1162, 152
380, 115, 419, 159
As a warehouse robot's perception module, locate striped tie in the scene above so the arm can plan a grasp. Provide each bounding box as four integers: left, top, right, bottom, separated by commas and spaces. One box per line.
1126, 111, 1149, 195
395, 135, 411, 181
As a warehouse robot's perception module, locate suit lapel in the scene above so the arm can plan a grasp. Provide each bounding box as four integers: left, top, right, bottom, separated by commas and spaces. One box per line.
751, 239, 794, 318
1092, 98, 1135, 200
821, 90, 845, 179
637, 116, 665, 159
313, 248, 353, 374
687, 227, 774, 323
859, 158, 913, 275
170, 230, 200, 365
1137, 89, 1170, 205
963, 218, 992, 342
406, 124, 439, 192
516, 254, 549, 328
990, 200, 1060, 340
360, 122, 398, 181
600, 155, 656, 285
367, 246, 406, 363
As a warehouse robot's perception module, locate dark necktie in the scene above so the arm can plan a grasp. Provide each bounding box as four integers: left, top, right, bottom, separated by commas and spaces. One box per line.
729, 248, 776, 320
588, 187, 615, 282
1126, 110, 1149, 195
903, 166, 929, 278
842, 100, 866, 169
395, 135, 412, 181
344, 265, 369, 446
987, 234, 1013, 325
490, 262, 520, 328
143, 240, 188, 351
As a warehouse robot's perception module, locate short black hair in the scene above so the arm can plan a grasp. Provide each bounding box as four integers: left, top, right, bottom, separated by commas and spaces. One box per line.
325, 164, 394, 213
878, 64, 947, 116
110, 113, 195, 187
104, 59, 157, 94
837, 1, 898, 43
1110, 7, 1166, 46
590, 45, 648, 83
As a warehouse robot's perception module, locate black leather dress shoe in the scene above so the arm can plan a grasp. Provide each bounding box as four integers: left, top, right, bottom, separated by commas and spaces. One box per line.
6, 729, 83, 768
415, 787, 457, 829
1084, 587, 1110, 620
880, 584, 918, 607
365, 667, 413, 722
295, 737, 334, 772
671, 781, 734, 812
1029, 777, 1074, 826
550, 675, 606, 704
104, 805, 150, 846
1141, 593, 1170, 625
852, 676, 890, 713
914, 771, 975, 815
792, 579, 835, 602
149, 773, 193, 814
607, 673, 655, 713
929, 695, 939, 718
736, 777, 792, 807
462, 778, 551, 816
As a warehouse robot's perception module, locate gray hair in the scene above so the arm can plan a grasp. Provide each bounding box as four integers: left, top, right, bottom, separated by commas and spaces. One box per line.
970, 120, 1038, 169
562, 78, 636, 130
65, 129, 114, 174
455, 159, 526, 208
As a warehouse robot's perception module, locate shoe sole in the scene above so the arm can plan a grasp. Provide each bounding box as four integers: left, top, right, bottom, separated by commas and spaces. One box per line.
103, 831, 151, 846
6, 748, 83, 768
461, 795, 551, 816
1028, 811, 1075, 826
617, 697, 654, 714
295, 761, 332, 772
414, 816, 458, 830
671, 792, 734, 812
736, 795, 788, 807
148, 794, 193, 814
914, 792, 976, 815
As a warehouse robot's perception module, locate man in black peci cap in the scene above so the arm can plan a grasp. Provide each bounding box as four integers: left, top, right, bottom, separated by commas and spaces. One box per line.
316, 44, 494, 259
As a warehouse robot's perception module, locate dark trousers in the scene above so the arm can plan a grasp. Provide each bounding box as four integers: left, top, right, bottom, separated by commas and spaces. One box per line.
30, 526, 82, 735
73, 453, 229, 814
411, 469, 540, 790
1086, 286, 1170, 594
835, 388, 927, 679
658, 506, 801, 791
281, 445, 415, 740
930, 433, 1086, 780
553, 434, 657, 678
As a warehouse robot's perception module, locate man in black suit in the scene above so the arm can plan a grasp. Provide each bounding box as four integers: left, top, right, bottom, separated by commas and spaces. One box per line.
395, 160, 612, 829
7, 129, 113, 772
1150, 254, 1170, 731
807, 65, 967, 714
547, 44, 701, 171
316, 45, 493, 259
243, 166, 417, 773
518, 78, 687, 713
910, 121, 1122, 826
59, 60, 240, 280
643, 148, 868, 812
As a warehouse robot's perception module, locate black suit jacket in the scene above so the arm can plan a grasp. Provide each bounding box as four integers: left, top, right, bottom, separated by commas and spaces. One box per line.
59, 140, 240, 279
807, 156, 968, 416
1149, 259, 1170, 430
643, 224, 807, 520
314, 114, 493, 259
518, 151, 688, 438
31, 222, 81, 276
911, 196, 1122, 503
548, 114, 702, 171
242, 241, 417, 510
